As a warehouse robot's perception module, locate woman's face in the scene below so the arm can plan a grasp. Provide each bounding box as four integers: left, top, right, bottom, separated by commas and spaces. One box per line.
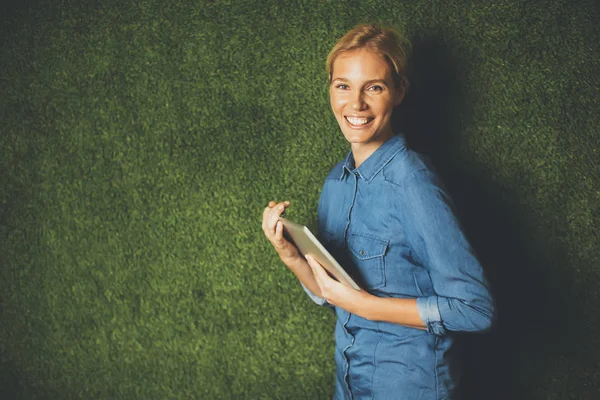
329, 49, 404, 153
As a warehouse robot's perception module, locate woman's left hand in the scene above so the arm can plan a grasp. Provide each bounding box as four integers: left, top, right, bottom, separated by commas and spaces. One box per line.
306, 255, 371, 315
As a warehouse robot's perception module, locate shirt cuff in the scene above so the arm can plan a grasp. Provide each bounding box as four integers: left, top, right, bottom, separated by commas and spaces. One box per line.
300, 282, 328, 306
416, 296, 446, 336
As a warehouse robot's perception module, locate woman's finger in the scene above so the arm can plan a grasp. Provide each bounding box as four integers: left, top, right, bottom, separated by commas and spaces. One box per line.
262, 201, 276, 229
268, 201, 289, 230
306, 256, 323, 284
308, 255, 343, 295
274, 220, 284, 242
262, 201, 280, 233
307, 255, 325, 278
262, 200, 279, 219
307, 255, 332, 298
268, 204, 283, 232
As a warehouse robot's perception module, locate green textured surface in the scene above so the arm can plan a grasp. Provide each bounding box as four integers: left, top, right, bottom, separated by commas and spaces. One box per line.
1, 0, 599, 399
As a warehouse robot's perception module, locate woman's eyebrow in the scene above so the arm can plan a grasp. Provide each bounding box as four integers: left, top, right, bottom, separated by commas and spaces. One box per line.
331, 77, 388, 85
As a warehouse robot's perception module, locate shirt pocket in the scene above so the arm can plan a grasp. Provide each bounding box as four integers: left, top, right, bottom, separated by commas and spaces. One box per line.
347, 233, 389, 290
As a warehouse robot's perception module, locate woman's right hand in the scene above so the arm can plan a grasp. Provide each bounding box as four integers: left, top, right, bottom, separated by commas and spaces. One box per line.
262, 200, 324, 299
261, 200, 300, 263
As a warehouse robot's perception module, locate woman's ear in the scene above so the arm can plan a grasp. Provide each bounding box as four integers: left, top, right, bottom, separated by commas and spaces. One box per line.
394, 76, 408, 106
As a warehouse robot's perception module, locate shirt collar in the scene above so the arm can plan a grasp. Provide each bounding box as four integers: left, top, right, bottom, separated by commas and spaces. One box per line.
339, 134, 407, 181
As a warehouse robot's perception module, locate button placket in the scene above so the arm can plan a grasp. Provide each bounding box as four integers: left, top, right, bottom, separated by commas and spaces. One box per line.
343, 172, 359, 242
341, 173, 359, 400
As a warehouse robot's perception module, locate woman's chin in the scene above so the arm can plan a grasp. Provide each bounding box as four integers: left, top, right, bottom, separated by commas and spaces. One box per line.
342, 131, 389, 147
341, 129, 374, 143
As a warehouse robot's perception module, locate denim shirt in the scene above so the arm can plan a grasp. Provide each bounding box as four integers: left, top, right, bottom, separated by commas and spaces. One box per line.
303, 134, 494, 400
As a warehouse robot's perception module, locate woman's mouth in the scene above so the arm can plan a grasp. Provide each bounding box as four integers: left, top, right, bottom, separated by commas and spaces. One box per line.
345, 116, 374, 128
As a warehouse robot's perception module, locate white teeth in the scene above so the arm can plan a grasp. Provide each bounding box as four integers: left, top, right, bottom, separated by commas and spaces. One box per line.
346, 117, 370, 126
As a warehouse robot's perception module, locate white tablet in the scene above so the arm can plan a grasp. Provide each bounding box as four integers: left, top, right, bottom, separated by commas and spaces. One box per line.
279, 218, 360, 290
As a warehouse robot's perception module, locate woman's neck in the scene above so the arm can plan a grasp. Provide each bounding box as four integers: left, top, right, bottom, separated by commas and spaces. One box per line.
350, 131, 394, 168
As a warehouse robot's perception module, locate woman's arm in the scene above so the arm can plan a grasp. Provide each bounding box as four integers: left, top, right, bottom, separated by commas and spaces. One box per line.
306, 169, 495, 334
307, 255, 426, 330
398, 169, 495, 335
262, 201, 323, 298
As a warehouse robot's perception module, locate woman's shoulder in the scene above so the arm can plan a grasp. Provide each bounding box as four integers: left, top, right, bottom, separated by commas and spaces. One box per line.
382, 147, 438, 186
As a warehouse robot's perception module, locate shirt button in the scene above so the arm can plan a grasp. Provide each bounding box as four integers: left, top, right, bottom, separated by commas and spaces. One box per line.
360, 249, 365, 255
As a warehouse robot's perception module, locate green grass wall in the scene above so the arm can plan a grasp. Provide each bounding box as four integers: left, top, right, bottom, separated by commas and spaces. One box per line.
1, 0, 598, 398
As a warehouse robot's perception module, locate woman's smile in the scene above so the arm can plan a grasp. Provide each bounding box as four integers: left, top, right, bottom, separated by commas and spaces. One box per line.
344, 115, 375, 128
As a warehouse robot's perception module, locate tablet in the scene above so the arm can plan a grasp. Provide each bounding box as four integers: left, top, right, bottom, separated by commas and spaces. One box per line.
279, 217, 361, 291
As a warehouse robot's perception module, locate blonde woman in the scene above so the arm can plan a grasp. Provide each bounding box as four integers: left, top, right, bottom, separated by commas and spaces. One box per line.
262, 23, 494, 399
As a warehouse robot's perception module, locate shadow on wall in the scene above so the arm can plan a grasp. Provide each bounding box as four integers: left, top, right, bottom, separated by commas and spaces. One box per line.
394, 36, 581, 400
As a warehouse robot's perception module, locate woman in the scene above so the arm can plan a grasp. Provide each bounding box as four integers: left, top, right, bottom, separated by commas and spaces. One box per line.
261, 23, 494, 400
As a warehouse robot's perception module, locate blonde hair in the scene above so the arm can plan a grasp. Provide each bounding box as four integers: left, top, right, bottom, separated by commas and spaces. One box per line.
326, 23, 411, 89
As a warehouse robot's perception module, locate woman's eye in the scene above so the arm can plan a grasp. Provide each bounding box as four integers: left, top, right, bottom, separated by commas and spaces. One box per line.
335, 84, 349, 90
368, 85, 383, 92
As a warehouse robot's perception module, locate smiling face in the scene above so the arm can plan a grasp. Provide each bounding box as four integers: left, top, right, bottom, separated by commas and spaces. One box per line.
329, 48, 405, 165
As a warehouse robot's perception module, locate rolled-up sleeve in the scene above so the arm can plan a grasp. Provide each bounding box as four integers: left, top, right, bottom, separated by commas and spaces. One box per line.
401, 169, 495, 336
300, 282, 328, 306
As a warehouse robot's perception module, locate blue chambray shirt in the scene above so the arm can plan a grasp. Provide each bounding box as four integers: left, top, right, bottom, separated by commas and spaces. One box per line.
303, 134, 494, 400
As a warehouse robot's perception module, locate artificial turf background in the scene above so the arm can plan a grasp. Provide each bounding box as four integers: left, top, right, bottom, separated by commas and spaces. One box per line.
1, 0, 599, 398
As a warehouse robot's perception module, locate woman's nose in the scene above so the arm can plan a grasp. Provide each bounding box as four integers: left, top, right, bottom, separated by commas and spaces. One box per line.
350, 92, 366, 110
